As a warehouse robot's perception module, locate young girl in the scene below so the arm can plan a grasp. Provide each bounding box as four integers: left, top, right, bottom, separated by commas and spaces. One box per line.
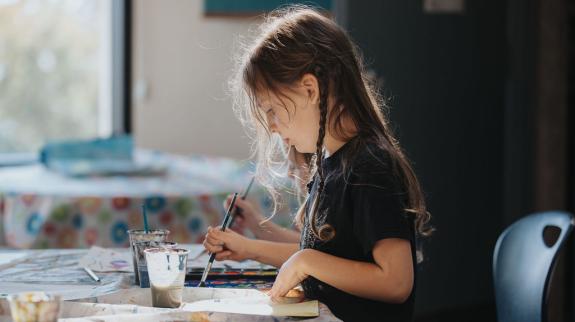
204, 7, 431, 322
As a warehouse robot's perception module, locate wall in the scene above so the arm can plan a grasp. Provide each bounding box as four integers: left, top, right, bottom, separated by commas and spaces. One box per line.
132, 0, 259, 159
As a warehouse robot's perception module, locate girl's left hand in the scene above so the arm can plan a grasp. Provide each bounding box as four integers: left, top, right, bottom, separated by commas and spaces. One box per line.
268, 249, 311, 301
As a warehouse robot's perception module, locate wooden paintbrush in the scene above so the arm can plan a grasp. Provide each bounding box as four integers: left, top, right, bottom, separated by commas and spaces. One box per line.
198, 192, 238, 287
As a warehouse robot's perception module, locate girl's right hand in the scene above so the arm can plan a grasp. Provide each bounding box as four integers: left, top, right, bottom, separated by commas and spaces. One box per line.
224, 195, 264, 232
203, 226, 253, 262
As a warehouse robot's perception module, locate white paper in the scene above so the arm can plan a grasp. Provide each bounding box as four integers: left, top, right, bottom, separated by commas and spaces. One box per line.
188, 252, 275, 270
182, 297, 319, 317
0, 251, 30, 268
78, 247, 133, 273
0, 249, 131, 300
179, 243, 205, 260
58, 288, 319, 319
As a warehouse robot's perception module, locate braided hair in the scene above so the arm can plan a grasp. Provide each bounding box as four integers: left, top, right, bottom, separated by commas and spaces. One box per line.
307, 64, 336, 240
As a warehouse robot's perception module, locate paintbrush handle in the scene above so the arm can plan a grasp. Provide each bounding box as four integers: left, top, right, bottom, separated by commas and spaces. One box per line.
199, 257, 214, 284
199, 193, 238, 286
228, 177, 255, 227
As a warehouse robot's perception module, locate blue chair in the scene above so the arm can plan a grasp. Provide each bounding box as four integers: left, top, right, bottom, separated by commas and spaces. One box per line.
493, 211, 574, 322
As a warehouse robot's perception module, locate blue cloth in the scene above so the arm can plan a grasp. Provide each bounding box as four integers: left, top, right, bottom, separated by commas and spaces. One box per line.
39, 136, 158, 177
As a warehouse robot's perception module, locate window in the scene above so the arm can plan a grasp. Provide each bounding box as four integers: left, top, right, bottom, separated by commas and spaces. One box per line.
0, 0, 129, 156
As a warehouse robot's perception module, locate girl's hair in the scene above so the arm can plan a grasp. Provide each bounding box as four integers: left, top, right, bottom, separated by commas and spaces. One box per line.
230, 6, 432, 242
287, 146, 314, 198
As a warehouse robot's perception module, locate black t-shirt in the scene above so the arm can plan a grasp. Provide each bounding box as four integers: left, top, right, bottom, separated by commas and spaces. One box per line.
300, 137, 417, 322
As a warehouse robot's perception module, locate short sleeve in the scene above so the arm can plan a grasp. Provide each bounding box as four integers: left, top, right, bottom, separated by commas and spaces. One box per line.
350, 160, 412, 257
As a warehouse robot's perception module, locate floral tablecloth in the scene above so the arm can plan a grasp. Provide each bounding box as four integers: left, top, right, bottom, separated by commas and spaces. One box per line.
0, 151, 297, 249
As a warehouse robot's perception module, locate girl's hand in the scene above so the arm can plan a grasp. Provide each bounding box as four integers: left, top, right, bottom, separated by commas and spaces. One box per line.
203, 226, 253, 261
268, 249, 311, 301
224, 195, 264, 232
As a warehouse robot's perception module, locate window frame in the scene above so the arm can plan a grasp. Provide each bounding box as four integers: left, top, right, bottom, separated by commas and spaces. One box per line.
0, 0, 132, 166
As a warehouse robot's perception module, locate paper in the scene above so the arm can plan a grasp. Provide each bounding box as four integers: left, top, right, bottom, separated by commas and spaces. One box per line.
183, 243, 274, 270
182, 297, 319, 317
188, 252, 275, 270
58, 288, 319, 319
0, 249, 93, 284
0, 279, 129, 301
0, 249, 130, 300
78, 247, 132, 273
0, 251, 30, 268
179, 243, 205, 260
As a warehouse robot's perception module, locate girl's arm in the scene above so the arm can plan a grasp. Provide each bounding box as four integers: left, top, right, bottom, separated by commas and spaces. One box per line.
226, 195, 300, 243
270, 238, 414, 303
251, 220, 301, 243
204, 226, 299, 268
247, 239, 300, 267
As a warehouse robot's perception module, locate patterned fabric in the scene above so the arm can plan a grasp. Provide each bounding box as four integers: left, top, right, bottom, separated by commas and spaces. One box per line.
0, 151, 299, 249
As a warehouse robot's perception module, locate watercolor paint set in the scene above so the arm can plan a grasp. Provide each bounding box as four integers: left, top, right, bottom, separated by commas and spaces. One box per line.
185, 267, 278, 281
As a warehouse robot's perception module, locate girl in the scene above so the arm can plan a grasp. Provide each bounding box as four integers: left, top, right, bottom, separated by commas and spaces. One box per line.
204, 7, 431, 322
228, 146, 313, 243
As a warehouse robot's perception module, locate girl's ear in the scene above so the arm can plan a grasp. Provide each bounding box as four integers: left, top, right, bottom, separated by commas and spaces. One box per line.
300, 73, 320, 105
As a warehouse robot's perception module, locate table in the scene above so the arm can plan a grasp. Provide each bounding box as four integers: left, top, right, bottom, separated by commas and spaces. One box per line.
0, 151, 298, 249
0, 248, 341, 321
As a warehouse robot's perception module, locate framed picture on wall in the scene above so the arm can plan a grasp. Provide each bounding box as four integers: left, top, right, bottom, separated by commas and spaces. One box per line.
204, 0, 332, 16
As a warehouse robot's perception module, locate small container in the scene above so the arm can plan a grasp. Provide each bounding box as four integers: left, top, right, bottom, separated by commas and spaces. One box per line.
127, 229, 169, 285
145, 247, 189, 308
8, 292, 60, 322
134, 240, 178, 288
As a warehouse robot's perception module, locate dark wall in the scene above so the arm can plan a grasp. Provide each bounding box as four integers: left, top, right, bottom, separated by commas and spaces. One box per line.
347, 1, 507, 317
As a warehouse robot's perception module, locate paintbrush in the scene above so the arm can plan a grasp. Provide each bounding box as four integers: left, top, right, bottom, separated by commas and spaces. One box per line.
228, 176, 255, 228
198, 192, 238, 287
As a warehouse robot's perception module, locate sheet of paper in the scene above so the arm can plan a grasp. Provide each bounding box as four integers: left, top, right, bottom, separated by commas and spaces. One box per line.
0, 249, 131, 300
188, 252, 274, 270
78, 247, 132, 273
0, 278, 128, 301
182, 297, 319, 317
57, 288, 318, 319
0, 249, 93, 284
59, 310, 325, 322
179, 243, 205, 260
0, 251, 30, 269
77, 244, 262, 273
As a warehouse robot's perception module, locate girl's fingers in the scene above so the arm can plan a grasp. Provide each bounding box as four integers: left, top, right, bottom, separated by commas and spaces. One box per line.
205, 235, 224, 247
234, 198, 247, 207
268, 285, 285, 302
203, 239, 224, 253
205, 244, 224, 253
215, 251, 232, 261
224, 195, 248, 212
207, 227, 227, 240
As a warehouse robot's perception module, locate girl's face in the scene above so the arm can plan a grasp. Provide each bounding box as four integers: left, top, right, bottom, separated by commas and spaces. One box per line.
256, 74, 320, 154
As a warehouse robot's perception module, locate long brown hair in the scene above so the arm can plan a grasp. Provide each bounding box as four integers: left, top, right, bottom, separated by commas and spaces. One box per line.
230, 6, 432, 241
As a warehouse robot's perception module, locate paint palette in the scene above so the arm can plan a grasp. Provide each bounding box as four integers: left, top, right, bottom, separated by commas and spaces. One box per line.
184, 278, 274, 289
185, 268, 277, 281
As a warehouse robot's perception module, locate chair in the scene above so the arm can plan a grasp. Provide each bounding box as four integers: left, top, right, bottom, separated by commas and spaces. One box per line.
493, 211, 574, 322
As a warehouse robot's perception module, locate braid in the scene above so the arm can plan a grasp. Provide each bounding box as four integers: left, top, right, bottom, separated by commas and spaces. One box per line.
309, 65, 335, 241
